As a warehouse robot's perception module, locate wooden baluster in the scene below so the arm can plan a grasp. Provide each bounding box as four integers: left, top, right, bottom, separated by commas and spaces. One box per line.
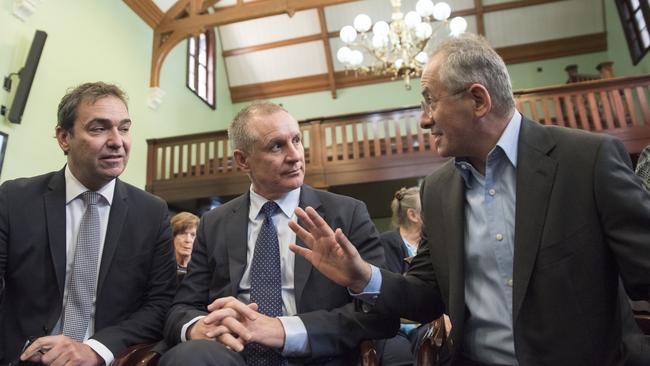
212, 140, 220, 174
341, 124, 349, 161
161, 145, 168, 180
194, 142, 201, 177
636, 85, 650, 124
610, 88, 627, 128
552, 96, 566, 127
146, 142, 155, 188
599, 91, 615, 130
352, 122, 360, 160
362, 121, 370, 159
330, 127, 338, 161
529, 99, 540, 123
384, 119, 392, 156
574, 93, 590, 130
515, 98, 524, 112
564, 96, 578, 129
394, 119, 403, 154
587, 92, 603, 131
373, 121, 381, 157
405, 116, 415, 153
541, 97, 552, 125
186, 143, 193, 176
623, 87, 640, 127
416, 114, 426, 152
221, 137, 229, 173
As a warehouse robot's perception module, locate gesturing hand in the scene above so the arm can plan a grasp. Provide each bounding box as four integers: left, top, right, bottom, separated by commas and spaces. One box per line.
20, 335, 103, 366
288, 206, 372, 293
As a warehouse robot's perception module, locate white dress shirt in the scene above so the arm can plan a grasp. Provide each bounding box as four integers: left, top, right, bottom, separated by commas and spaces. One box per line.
50, 166, 115, 365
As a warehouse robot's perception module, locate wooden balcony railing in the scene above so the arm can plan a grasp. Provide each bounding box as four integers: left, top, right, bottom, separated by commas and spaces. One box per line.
146, 74, 650, 202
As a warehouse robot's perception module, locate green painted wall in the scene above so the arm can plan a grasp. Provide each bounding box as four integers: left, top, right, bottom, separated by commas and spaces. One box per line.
1, 0, 649, 189
0, 0, 234, 187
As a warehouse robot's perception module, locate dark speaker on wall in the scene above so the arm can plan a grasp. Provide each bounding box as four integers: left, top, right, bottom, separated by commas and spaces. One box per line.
8, 30, 47, 124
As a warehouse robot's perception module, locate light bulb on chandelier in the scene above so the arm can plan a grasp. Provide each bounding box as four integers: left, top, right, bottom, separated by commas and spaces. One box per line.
336, 0, 468, 89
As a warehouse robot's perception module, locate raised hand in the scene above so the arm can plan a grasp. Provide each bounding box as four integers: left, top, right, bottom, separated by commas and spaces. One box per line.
288, 206, 372, 293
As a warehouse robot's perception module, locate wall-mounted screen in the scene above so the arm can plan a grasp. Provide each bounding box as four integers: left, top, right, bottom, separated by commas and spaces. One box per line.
0, 132, 7, 177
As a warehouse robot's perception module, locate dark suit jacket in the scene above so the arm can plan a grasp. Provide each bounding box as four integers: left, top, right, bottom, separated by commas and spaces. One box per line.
379, 230, 409, 274
0, 169, 177, 363
165, 185, 398, 365
377, 118, 650, 365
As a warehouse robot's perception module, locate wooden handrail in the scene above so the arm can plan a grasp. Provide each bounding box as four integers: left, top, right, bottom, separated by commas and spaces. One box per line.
146, 75, 650, 201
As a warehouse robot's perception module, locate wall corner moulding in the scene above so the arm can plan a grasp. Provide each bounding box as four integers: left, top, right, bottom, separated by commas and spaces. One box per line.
147, 87, 165, 110
12, 0, 43, 22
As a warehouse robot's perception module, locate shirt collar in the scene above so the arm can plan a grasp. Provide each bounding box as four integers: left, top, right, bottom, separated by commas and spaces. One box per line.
64, 165, 115, 205
454, 112, 522, 187
249, 186, 301, 220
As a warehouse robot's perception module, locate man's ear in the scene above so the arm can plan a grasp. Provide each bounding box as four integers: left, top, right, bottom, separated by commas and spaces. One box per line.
468, 83, 491, 118
233, 149, 250, 172
55, 126, 71, 155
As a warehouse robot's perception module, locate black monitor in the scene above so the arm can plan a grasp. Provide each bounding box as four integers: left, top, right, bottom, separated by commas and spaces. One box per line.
8, 30, 47, 124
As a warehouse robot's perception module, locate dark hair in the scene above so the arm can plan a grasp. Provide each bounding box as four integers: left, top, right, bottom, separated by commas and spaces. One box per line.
57, 82, 128, 133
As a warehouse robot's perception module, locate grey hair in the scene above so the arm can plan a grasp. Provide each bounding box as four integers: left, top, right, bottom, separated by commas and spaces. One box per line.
432, 33, 515, 118
228, 101, 288, 154
390, 186, 421, 229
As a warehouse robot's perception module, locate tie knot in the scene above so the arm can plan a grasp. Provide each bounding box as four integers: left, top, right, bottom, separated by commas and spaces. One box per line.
260, 201, 279, 220
81, 191, 101, 206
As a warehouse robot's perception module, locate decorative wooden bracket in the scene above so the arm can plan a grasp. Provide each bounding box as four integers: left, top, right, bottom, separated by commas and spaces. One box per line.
124, 0, 360, 88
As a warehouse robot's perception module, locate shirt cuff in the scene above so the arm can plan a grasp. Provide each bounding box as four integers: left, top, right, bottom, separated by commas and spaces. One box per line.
277, 316, 310, 356
181, 316, 206, 342
84, 339, 114, 366
348, 265, 382, 305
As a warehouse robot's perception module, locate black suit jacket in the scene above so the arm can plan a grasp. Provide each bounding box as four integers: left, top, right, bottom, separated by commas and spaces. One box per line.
379, 230, 409, 274
0, 169, 177, 363
377, 118, 650, 365
165, 185, 398, 365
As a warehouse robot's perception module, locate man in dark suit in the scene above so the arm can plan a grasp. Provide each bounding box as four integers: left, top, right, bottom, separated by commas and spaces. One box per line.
0, 82, 176, 366
289, 34, 650, 366
161, 102, 396, 365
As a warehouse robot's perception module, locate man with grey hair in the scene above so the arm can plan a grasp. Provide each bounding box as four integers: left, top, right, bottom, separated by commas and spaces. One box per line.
289, 34, 650, 366
161, 102, 396, 365
0, 82, 176, 366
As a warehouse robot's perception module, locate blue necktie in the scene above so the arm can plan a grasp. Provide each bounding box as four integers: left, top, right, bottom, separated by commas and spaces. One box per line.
246, 201, 287, 366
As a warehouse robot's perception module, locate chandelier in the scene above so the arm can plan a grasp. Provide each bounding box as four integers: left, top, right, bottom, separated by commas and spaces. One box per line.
336, 0, 467, 89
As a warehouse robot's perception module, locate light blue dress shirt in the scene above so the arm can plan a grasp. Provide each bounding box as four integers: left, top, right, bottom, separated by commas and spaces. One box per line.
456, 113, 520, 365
360, 113, 522, 365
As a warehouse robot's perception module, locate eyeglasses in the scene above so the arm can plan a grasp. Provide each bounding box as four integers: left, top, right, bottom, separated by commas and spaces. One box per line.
420, 88, 468, 118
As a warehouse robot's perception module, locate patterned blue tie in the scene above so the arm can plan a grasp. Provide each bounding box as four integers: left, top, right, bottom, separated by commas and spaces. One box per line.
246, 201, 287, 366
63, 191, 101, 341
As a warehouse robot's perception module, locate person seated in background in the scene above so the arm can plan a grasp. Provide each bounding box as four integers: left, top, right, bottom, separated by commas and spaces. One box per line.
0, 82, 176, 366
171, 211, 199, 278
378, 186, 450, 366
381, 187, 422, 274
160, 102, 397, 366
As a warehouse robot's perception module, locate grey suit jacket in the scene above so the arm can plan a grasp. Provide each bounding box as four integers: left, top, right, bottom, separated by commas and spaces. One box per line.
0, 169, 177, 364
165, 185, 398, 365
377, 118, 650, 365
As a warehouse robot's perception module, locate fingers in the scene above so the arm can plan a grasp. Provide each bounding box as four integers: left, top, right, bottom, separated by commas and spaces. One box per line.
334, 228, 358, 258
207, 297, 258, 321
217, 332, 246, 352
288, 243, 312, 259
21, 335, 57, 362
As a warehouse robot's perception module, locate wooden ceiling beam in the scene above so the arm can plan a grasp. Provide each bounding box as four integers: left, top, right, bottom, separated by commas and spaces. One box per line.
318, 7, 337, 99
123, 0, 163, 28
157, 0, 361, 33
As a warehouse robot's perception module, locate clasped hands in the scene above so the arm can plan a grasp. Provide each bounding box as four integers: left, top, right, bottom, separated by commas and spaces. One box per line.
188, 297, 286, 352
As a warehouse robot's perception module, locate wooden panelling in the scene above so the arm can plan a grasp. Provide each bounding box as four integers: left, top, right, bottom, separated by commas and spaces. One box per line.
222, 34, 322, 56
496, 33, 607, 64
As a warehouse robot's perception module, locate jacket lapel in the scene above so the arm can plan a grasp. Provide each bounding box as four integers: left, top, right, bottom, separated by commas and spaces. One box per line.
294, 186, 320, 307
44, 170, 67, 295
97, 179, 128, 292
437, 166, 466, 332
512, 119, 557, 322
227, 194, 250, 296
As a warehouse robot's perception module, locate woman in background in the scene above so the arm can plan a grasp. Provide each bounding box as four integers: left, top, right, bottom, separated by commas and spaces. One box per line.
170, 212, 199, 277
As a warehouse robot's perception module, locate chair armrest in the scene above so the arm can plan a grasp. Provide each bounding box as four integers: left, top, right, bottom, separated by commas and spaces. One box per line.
416, 316, 447, 366
113, 343, 161, 366
634, 312, 650, 335
359, 339, 379, 366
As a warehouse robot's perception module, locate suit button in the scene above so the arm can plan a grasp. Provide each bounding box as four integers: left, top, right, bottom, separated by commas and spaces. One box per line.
507, 279, 513, 287
495, 233, 503, 241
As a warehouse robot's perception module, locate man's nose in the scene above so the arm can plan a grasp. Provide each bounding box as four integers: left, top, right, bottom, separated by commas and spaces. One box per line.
419, 111, 434, 130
